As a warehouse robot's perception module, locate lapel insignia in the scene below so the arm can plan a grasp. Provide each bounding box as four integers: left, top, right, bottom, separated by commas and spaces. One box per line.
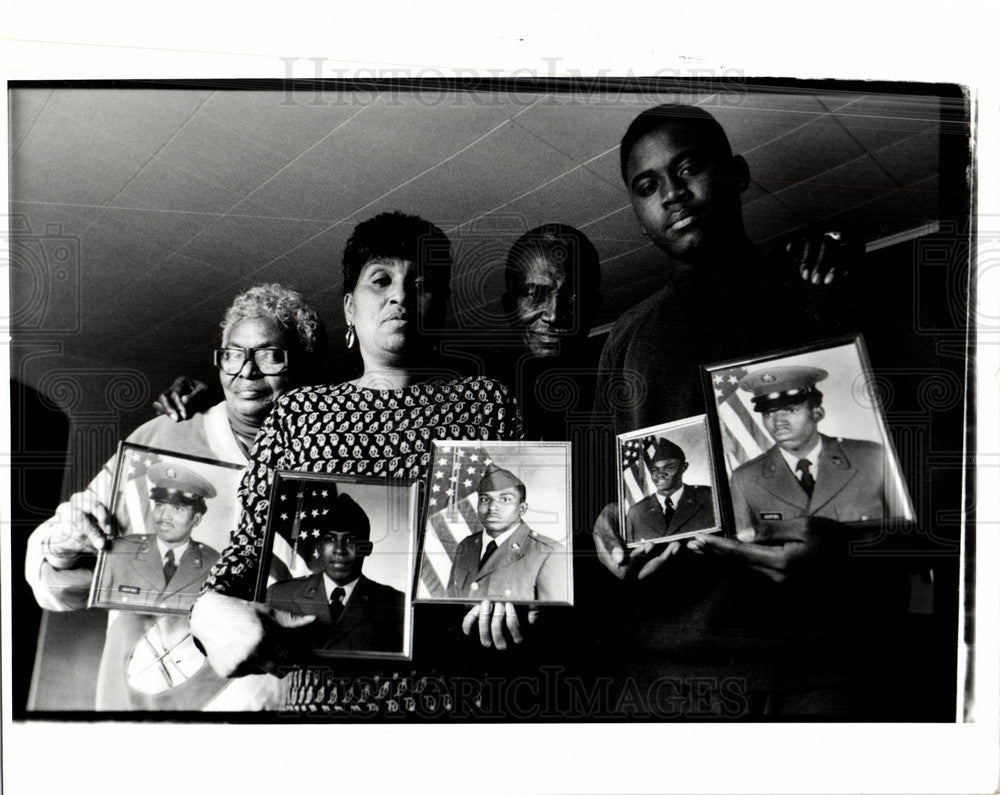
760, 512, 782, 521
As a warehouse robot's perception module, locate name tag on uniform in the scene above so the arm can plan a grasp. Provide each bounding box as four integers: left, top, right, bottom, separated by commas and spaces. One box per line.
117, 585, 141, 594
759, 512, 783, 521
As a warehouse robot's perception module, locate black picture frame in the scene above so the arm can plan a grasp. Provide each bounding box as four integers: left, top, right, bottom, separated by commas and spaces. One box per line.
255, 471, 420, 661
89, 442, 244, 615
616, 415, 724, 547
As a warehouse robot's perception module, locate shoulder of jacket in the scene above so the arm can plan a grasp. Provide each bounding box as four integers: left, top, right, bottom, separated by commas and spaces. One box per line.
732, 449, 772, 476
524, 528, 559, 552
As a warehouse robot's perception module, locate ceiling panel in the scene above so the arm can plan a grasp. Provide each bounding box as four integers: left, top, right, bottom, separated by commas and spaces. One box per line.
870, 130, 941, 188
234, 93, 516, 223
176, 214, 331, 277
832, 95, 940, 152
108, 156, 255, 215
765, 155, 899, 230
42, 89, 214, 152
352, 121, 579, 225
746, 116, 866, 193
461, 165, 627, 234
8, 84, 957, 410
8, 88, 53, 153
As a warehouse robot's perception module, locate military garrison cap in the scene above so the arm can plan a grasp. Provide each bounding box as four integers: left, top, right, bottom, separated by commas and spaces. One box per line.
478, 465, 526, 495
148, 462, 216, 509
314, 493, 372, 543
642, 436, 686, 463
738, 365, 828, 412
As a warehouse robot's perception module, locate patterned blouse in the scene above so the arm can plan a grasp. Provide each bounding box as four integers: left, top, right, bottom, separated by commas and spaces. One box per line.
204, 376, 522, 600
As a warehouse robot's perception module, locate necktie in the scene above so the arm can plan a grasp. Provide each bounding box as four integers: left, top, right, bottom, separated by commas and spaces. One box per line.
329, 587, 346, 623
662, 496, 675, 528
796, 458, 815, 498
479, 540, 498, 570
162, 549, 177, 585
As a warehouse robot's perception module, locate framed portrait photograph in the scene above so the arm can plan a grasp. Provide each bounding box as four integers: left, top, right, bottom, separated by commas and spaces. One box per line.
703, 334, 917, 538
254, 472, 420, 661
89, 443, 244, 614
617, 416, 723, 547
415, 440, 573, 606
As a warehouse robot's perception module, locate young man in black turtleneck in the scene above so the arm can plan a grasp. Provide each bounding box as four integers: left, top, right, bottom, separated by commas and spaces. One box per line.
589, 104, 884, 718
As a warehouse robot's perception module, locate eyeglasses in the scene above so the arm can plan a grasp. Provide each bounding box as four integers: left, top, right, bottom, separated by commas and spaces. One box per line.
213, 347, 289, 376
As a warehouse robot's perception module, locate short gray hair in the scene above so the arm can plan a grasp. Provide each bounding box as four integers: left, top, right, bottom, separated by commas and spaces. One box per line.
220, 284, 323, 357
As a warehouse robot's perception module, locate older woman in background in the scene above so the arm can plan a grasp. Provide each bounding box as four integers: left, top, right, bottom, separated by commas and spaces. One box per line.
191, 212, 527, 711
25, 283, 324, 710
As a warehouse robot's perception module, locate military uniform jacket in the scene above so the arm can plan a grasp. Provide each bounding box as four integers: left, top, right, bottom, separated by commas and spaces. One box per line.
446, 522, 568, 603
730, 434, 888, 531
624, 485, 716, 543
96, 534, 220, 613
266, 573, 405, 654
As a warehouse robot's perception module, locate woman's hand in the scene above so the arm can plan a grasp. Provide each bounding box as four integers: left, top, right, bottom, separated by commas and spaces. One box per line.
190, 591, 316, 677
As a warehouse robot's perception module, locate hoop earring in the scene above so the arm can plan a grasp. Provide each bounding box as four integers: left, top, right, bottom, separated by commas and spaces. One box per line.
344, 323, 356, 349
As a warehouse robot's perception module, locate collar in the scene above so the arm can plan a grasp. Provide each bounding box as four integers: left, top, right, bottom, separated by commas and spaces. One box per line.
778, 437, 823, 476
323, 573, 360, 605
204, 401, 252, 464
654, 485, 685, 512
157, 538, 190, 564
482, 524, 519, 557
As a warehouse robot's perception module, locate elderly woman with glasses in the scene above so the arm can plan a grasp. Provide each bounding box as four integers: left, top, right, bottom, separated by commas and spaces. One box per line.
191, 212, 528, 712
25, 283, 324, 710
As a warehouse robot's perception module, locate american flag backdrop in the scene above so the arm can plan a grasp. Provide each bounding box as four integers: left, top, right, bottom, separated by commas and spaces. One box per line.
266, 478, 341, 584
620, 436, 656, 507
710, 365, 774, 470
119, 447, 164, 533
417, 444, 499, 598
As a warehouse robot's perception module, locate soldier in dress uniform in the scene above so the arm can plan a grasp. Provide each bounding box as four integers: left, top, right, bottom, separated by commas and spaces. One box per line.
97, 462, 220, 612
624, 437, 716, 544
446, 467, 567, 602
266, 493, 406, 654
730, 365, 889, 535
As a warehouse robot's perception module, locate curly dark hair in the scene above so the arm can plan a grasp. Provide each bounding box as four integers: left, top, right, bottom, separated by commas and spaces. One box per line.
342, 211, 453, 299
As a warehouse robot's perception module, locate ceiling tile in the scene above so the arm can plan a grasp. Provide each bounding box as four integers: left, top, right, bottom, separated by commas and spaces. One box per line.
9, 88, 53, 153
8, 199, 103, 238
11, 111, 152, 207
832, 95, 940, 152
108, 157, 247, 215
459, 166, 627, 233
87, 205, 221, 266
577, 206, 646, 262
742, 191, 809, 244
42, 88, 214, 153
349, 122, 578, 226
767, 155, 897, 223
869, 130, 940, 188
510, 97, 651, 163
745, 116, 866, 193
235, 92, 515, 223
92, 251, 245, 346
249, 224, 350, 297
177, 214, 332, 276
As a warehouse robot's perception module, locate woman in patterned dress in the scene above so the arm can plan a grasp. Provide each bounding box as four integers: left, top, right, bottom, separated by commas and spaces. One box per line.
190, 212, 530, 712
